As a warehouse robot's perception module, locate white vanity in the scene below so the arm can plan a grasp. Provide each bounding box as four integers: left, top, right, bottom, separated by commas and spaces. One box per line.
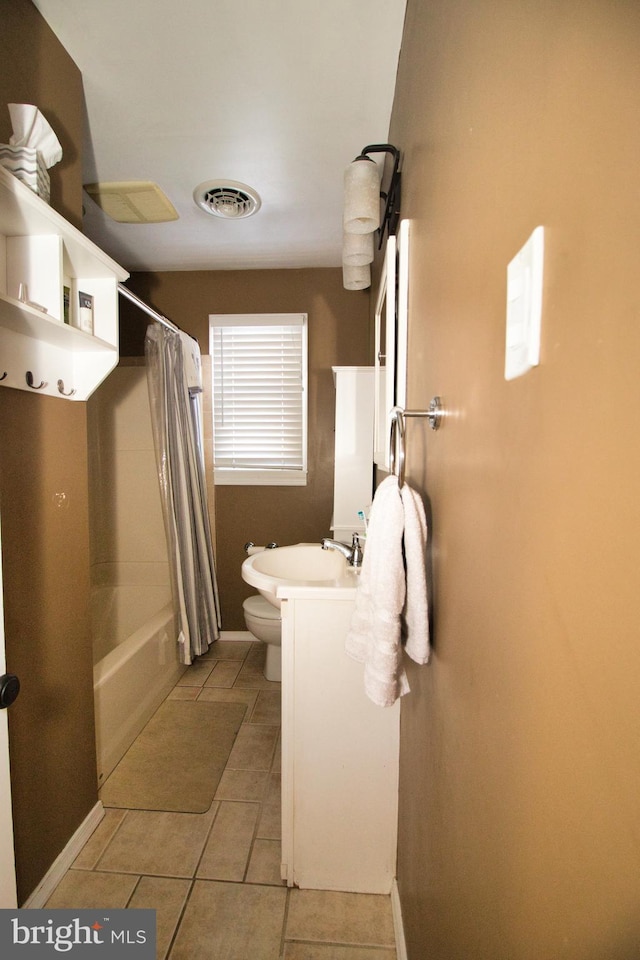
242, 543, 400, 895
242, 543, 400, 893
280, 587, 399, 894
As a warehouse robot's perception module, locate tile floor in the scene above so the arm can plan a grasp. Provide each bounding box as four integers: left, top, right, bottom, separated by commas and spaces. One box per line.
46, 638, 397, 960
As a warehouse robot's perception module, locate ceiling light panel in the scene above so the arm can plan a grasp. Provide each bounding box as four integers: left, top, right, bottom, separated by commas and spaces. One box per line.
84, 181, 179, 223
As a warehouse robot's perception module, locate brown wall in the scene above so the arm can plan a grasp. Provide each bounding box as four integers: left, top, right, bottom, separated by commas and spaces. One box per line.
390, 1, 640, 956
123, 270, 370, 629
0, 0, 97, 903
0, 0, 83, 226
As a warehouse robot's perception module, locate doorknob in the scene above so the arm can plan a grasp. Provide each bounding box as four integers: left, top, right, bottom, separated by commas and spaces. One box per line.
0, 674, 20, 709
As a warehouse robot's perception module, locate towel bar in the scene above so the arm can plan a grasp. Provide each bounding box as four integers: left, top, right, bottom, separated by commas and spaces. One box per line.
389, 398, 443, 487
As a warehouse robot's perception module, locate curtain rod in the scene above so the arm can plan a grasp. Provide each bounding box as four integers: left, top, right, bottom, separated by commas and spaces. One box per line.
117, 282, 181, 333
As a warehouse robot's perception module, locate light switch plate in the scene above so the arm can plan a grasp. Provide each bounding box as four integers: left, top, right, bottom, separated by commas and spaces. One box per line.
504, 225, 544, 380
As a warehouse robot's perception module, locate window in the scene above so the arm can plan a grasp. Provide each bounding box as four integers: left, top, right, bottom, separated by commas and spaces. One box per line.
210, 313, 308, 485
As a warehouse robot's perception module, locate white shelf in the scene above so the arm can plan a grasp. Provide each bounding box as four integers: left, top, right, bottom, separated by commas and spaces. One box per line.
331, 366, 374, 539
0, 165, 129, 400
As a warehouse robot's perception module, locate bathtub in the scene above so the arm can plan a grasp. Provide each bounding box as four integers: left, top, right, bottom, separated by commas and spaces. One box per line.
92, 584, 186, 785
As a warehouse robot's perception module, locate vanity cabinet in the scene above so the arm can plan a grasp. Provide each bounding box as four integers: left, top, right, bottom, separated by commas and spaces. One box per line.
0, 166, 129, 400
280, 590, 400, 894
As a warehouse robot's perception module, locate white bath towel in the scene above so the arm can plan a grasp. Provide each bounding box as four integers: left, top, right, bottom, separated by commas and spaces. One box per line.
346, 475, 430, 706
180, 331, 202, 392
400, 481, 430, 666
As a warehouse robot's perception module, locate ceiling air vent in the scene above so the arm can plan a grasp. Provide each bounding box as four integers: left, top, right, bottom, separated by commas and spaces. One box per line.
193, 180, 261, 219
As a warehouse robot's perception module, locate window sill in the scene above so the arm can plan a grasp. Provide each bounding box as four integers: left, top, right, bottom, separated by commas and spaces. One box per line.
214, 470, 308, 487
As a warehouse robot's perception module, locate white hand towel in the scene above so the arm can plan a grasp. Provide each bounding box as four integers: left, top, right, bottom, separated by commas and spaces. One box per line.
400, 482, 430, 665
346, 475, 430, 706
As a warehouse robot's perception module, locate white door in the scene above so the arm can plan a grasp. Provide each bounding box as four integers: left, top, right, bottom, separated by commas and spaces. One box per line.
0, 516, 18, 907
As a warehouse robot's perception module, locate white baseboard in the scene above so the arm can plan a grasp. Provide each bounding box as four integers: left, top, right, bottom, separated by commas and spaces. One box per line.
22, 802, 105, 909
220, 630, 255, 641
391, 878, 408, 960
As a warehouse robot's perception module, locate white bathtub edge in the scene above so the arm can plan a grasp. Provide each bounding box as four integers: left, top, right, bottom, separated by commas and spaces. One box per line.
22, 802, 105, 909
95, 664, 185, 785
94, 602, 177, 687
94, 602, 185, 785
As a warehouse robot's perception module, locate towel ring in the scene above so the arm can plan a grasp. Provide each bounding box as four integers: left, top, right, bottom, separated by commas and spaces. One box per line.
389, 409, 406, 487
389, 399, 444, 487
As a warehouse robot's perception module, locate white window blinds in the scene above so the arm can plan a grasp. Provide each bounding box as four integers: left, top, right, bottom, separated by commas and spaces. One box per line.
210, 313, 308, 485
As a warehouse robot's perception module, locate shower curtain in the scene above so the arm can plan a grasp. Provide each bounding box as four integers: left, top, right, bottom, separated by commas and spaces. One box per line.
145, 323, 221, 664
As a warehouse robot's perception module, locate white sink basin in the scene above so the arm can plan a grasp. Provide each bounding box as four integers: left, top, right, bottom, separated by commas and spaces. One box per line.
242, 542, 354, 608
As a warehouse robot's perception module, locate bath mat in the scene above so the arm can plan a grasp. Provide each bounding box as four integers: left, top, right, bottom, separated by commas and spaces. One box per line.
99, 699, 247, 813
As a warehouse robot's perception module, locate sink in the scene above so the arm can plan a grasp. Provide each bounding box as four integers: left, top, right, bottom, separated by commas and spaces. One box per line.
241, 542, 354, 608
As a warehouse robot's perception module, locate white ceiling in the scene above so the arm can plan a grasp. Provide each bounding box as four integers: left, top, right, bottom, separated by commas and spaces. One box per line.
32, 0, 406, 274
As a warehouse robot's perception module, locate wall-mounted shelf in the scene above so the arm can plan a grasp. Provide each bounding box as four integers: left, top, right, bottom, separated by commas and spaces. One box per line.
331, 366, 374, 540
0, 165, 129, 400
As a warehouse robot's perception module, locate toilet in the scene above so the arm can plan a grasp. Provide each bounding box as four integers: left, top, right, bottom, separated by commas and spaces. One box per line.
242, 594, 282, 682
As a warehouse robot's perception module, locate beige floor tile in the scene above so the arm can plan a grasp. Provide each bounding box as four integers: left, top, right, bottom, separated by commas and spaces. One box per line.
41, 638, 397, 960
214, 768, 270, 802
264, 762, 281, 807
45, 869, 139, 908
200, 639, 252, 660
196, 686, 258, 712
286, 889, 396, 947
227, 724, 279, 771
176, 661, 214, 687
284, 945, 396, 960
203, 659, 242, 688
72, 808, 127, 869
250, 689, 282, 725
256, 802, 281, 840
247, 642, 267, 663
169, 880, 286, 960
234, 656, 279, 691
197, 802, 259, 881
245, 839, 285, 886
98, 808, 216, 878
128, 876, 191, 960
167, 686, 200, 701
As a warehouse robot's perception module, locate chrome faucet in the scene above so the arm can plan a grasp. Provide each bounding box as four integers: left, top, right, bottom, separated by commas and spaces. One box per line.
321, 533, 363, 567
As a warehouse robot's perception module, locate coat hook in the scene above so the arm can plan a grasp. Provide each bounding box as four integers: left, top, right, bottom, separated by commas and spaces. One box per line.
57, 379, 76, 397
26, 371, 47, 390
0, 372, 7, 382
